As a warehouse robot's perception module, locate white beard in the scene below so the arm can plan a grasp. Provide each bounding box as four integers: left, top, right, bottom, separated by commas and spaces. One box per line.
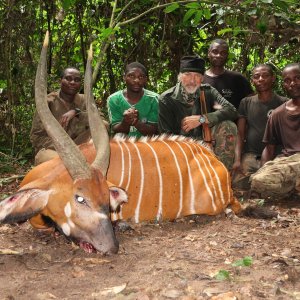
182, 83, 201, 95
184, 85, 199, 94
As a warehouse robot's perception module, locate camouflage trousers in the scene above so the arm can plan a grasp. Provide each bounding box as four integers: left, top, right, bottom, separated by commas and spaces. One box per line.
211, 120, 237, 171
250, 153, 300, 198
232, 152, 261, 190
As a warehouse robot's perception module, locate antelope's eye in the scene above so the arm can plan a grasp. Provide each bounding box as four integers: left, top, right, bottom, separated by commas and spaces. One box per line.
75, 195, 86, 204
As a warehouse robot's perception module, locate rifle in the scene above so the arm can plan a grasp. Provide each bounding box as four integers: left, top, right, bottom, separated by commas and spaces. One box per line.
200, 90, 213, 149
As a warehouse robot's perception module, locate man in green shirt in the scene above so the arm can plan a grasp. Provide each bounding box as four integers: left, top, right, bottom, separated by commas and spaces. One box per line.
158, 55, 238, 170
107, 62, 158, 138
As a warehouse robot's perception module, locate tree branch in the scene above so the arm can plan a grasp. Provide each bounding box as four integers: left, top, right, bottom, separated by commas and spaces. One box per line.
117, 0, 222, 26
109, 0, 118, 28
92, 0, 225, 82
92, 40, 111, 85
114, 0, 136, 26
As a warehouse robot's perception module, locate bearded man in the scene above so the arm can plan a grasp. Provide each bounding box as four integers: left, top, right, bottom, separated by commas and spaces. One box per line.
158, 55, 238, 170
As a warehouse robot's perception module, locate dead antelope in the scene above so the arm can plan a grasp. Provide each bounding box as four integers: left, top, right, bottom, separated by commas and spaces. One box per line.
0, 33, 241, 254
0, 32, 122, 254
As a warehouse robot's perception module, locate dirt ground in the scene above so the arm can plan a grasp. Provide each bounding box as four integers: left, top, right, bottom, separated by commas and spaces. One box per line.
0, 178, 300, 300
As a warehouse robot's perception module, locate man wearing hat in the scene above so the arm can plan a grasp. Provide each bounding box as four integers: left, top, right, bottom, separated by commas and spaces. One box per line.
158, 55, 238, 170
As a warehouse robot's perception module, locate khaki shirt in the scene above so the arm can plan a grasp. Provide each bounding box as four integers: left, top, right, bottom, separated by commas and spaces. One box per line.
30, 91, 90, 154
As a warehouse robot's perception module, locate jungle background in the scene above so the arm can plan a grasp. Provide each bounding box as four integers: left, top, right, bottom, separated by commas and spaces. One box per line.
0, 2, 300, 299
0, 0, 299, 171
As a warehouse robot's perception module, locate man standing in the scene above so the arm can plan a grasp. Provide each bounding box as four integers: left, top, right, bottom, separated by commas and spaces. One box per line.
250, 63, 300, 198
232, 64, 287, 190
107, 62, 158, 138
30, 67, 91, 165
203, 39, 253, 109
158, 55, 238, 170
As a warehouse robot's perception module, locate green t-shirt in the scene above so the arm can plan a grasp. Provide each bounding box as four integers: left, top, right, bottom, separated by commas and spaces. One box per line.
107, 89, 159, 137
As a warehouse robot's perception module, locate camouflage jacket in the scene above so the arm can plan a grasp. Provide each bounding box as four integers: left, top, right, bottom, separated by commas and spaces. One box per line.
158, 83, 238, 138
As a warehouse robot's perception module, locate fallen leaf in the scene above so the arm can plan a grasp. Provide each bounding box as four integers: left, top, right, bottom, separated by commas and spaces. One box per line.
72, 257, 110, 266
0, 225, 13, 232
203, 287, 228, 297
41, 253, 52, 262
83, 257, 110, 264
280, 248, 292, 258
36, 292, 57, 299
184, 235, 196, 241
0, 249, 22, 255
211, 291, 237, 300
165, 251, 175, 259
72, 266, 85, 278
162, 289, 182, 298
94, 283, 127, 296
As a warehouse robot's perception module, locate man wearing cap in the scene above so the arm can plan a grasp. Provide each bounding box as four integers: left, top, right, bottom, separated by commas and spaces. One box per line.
158, 55, 238, 170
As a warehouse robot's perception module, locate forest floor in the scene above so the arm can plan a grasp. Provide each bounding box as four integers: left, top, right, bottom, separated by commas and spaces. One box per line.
0, 173, 300, 300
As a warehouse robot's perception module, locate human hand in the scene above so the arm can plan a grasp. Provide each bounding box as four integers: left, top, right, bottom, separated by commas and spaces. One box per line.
213, 101, 223, 110
60, 110, 76, 129
181, 115, 201, 133
123, 108, 139, 126
231, 160, 244, 177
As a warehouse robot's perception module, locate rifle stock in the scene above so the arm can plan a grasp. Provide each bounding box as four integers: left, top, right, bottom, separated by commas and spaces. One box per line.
200, 91, 213, 149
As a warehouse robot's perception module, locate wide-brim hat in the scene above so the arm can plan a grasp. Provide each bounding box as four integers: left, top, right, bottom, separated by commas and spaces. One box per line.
180, 55, 205, 74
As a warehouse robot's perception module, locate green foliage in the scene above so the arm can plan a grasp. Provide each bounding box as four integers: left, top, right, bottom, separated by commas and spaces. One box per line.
0, 0, 299, 162
62, 0, 77, 10
256, 199, 266, 206
214, 269, 230, 281
164, 3, 180, 13
214, 256, 253, 281
232, 256, 253, 267
0, 151, 30, 175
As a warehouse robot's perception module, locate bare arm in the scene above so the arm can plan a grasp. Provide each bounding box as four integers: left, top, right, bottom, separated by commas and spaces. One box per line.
232, 117, 247, 175
59, 109, 77, 129
135, 121, 158, 136
261, 144, 276, 166
205, 87, 238, 125
112, 121, 131, 134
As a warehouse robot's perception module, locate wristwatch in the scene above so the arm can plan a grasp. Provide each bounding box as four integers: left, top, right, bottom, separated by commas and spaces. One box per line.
74, 108, 81, 115
199, 115, 206, 124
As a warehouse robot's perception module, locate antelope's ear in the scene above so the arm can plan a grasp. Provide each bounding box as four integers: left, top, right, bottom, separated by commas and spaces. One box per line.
109, 186, 128, 212
0, 189, 51, 224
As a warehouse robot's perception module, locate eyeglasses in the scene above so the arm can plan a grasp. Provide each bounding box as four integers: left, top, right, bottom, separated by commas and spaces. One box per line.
63, 76, 82, 83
